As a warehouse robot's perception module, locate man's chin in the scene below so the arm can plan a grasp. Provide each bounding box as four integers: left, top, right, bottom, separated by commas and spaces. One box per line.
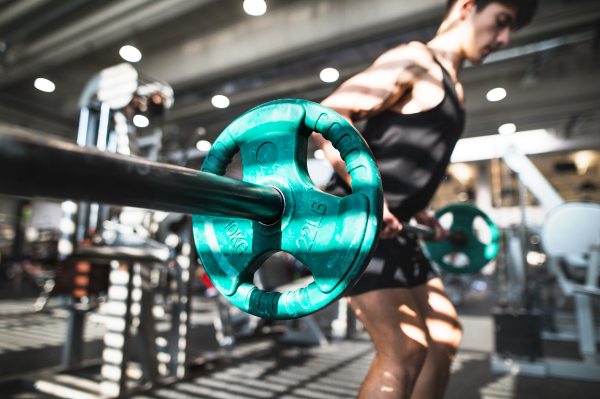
468, 55, 485, 65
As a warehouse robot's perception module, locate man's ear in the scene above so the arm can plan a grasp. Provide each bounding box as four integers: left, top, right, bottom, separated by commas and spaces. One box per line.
458, 0, 477, 20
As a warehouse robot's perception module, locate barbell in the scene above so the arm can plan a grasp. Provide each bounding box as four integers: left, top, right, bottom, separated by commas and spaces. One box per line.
401, 204, 500, 274
0, 99, 383, 319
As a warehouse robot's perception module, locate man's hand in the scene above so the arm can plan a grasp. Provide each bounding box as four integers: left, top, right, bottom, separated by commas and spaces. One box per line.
380, 200, 401, 239
414, 210, 448, 242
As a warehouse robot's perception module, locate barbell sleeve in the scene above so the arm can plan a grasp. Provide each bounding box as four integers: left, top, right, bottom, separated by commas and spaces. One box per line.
0, 130, 284, 223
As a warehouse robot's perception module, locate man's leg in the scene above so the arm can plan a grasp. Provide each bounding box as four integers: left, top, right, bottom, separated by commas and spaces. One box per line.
409, 277, 463, 399
348, 288, 429, 399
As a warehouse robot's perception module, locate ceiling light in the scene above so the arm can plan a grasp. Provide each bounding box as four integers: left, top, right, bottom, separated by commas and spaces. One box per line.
527, 251, 546, 266
486, 87, 506, 102
314, 149, 325, 159
498, 123, 516, 135
320, 68, 339, 83
61, 201, 78, 214
211, 95, 230, 108
133, 115, 149, 128
449, 163, 472, 185
457, 192, 469, 202
119, 45, 142, 62
243, 0, 267, 16
165, 233, 180, 248
34, 78, 55, 92
574, 151, 594, 175
196, 140, 212, 152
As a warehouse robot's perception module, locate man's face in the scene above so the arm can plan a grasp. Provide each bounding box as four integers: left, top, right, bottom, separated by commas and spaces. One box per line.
464, 2, 517, 65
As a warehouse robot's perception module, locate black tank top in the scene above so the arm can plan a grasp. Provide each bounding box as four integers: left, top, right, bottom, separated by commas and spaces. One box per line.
325, 57, 465, 221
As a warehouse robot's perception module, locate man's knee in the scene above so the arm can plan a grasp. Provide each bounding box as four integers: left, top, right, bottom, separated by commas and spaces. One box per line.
406, 343, 429, 372
379, 343, 428, 387
390, 338, 428, 370
427, 316, 463, 356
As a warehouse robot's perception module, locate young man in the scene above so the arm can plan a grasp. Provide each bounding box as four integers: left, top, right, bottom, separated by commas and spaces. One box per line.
312, 1, 537, 398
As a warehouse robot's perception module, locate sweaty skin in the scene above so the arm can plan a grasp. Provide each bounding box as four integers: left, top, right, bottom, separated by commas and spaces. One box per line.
312, 1, 517, 398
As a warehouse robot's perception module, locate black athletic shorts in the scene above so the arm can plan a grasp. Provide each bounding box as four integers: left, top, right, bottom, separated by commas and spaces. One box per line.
347, 230, 440, 296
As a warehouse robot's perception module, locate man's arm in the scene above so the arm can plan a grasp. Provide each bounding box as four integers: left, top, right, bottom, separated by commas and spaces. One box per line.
313, 43, 432, 186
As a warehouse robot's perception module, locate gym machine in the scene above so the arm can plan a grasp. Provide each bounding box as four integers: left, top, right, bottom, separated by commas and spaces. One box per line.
488, 148, 600, 382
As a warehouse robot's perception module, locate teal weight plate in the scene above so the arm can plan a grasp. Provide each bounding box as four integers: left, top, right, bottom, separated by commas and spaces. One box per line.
425, 203, 499, 274
192, 99, 383, 319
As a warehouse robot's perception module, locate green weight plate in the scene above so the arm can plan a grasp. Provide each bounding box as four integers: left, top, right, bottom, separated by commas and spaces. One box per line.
425, 203, 499, 274
192, 99, 383, 319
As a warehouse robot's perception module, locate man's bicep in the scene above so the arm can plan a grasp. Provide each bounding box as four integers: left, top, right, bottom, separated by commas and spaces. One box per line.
321, 66, 403, 119
321, 46, 426, 120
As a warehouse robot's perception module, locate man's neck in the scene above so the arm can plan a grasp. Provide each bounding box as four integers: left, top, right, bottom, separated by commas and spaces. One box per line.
426, 33, 466, 81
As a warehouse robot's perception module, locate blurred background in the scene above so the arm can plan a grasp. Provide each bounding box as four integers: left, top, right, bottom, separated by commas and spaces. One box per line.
0, 0, 599, 398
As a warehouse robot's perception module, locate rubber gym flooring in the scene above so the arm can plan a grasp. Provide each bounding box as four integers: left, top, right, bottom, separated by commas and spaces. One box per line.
1, 294, 599, 399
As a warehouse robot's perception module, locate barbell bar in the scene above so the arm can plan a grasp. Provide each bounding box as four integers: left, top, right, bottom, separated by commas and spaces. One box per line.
0, 129, 284, 224
399, 222, 435, 236
399, 221, 468, 247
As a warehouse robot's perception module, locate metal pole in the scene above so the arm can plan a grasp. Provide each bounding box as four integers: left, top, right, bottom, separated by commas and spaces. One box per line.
517, 176, 530, 309
0, 130, 283, 223
96, 101, 110, 151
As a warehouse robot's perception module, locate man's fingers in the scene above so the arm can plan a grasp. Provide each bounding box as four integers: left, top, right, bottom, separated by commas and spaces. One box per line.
380, 221, 400, 239
433, 226, 448, 242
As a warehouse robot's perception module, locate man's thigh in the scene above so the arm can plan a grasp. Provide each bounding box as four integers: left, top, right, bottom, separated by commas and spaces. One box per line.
409, 278, 462, 350
348, 288, 428, 354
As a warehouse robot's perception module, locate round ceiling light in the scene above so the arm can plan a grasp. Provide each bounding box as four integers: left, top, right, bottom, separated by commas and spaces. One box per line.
320, 68, 340, 83
243, 0, 267, 16
119, 45, 142, 63
211, 95, 230, 109
486, 87, 507, 102
34, 78, 55, 92
498, 123, 517, 135
314, 149, 325, 159
133, 115, 149, 128
196, 140, 212, 152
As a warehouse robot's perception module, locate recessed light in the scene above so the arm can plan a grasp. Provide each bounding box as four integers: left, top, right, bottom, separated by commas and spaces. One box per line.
196, 140, 212, 152
34, 78, 55, 92
498, 123, 516, 135
486, 87, 506, 102
211, 95, 230, 109
314, 149, 325, 159
119, 45, 142, 62
320, 68, 339, 83
243, 0, 267, 16
133, 115, 149, 128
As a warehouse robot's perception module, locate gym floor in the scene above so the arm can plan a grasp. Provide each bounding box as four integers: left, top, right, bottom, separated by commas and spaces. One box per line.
1, 292, 599, 399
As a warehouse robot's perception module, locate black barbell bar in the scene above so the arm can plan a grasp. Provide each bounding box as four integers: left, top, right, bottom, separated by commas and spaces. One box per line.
0, 130, 284, 223
399, 222, 435, 236
399, 222, 467, 246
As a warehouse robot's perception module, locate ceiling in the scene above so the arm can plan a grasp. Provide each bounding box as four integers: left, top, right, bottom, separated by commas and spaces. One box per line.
0, 0, 598, 174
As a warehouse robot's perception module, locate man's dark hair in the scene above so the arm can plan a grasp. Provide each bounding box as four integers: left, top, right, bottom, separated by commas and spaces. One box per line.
445, 0, 537, 30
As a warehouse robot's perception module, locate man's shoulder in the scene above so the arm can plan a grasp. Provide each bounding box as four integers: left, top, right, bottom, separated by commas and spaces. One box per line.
375, 41, 436, 69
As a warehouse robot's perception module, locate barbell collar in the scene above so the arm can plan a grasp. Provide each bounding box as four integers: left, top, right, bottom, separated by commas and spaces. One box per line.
0, 130, 284, 223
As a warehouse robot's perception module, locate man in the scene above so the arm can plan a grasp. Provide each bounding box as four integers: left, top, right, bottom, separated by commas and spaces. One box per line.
312, 1, 537, 397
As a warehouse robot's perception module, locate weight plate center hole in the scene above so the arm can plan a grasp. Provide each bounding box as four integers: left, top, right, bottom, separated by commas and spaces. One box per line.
442, 252, 471, 268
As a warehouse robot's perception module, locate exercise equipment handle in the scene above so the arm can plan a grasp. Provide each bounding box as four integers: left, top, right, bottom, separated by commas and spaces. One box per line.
0, 130, 283, 223
400, 221, 434, 236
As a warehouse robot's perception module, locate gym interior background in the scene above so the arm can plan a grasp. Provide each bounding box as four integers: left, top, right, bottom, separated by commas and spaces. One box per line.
0, 0, 599, 398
